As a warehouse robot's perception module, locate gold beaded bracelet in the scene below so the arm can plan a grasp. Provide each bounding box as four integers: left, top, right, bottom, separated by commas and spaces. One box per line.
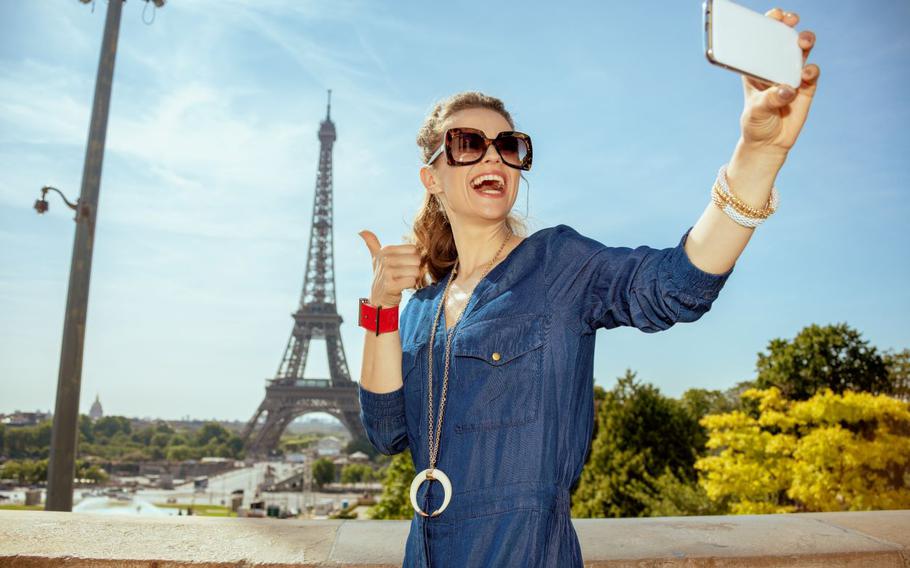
712, 179, 776, 219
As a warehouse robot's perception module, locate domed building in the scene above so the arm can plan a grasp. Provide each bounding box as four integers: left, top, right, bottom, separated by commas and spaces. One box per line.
89, 394, 103, 421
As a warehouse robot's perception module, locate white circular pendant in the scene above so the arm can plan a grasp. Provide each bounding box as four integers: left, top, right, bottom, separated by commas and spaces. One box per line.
409, 468, 452, 517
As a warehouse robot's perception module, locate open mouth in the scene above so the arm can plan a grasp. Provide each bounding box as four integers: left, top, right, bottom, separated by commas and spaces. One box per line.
470, 173, 506, 197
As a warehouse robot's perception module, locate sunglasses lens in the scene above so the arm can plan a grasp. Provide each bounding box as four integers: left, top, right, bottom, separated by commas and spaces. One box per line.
451, 131, 486, 163
496, 135, 530, 167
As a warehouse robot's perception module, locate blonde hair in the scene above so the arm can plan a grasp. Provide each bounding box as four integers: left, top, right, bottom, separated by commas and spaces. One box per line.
408, 91, 529, 289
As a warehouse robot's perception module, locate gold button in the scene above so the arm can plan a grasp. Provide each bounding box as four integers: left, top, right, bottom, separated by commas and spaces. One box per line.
491, 352, 501, 362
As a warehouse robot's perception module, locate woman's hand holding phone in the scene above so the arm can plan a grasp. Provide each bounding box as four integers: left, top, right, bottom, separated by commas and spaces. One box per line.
738, 7, 820, 158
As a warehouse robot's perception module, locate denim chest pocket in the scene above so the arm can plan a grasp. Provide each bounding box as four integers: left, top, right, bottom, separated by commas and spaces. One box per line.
450, 313, 546, 433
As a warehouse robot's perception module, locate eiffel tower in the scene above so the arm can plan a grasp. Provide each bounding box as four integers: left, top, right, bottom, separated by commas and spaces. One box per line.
241, 91, 365, 458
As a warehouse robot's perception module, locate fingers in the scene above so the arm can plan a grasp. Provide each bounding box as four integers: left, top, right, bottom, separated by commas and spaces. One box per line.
359, 229, 419, 253
359, 229, 422, 295
384, 253, 421, 268
793, 63, 821, 104
766, 7, 798, 26
767, 8, 814, 63
800, 64, 820, 87
358, 230, 382, 258
391, 272, 421, 289
760, 83, 799, 115
753, 8, 816, 96
799, 30, 816, 65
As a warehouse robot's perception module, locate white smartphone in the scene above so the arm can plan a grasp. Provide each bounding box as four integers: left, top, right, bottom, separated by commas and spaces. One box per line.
703, 0, 803, 88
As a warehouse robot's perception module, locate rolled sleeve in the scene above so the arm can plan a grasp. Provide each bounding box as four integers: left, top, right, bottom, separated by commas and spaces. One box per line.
358, 383, 408, 456
661, 225, 734, 306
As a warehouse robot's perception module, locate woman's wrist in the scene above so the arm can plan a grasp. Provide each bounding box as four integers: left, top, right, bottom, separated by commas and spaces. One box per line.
726, 139, 786, 211
369, 294, 401, 308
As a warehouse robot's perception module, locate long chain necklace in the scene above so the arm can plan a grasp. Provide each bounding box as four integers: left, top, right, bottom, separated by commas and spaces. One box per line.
408, 226, 514, 517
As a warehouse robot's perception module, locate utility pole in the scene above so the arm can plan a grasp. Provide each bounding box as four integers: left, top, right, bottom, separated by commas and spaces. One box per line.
45, 0, 124, 512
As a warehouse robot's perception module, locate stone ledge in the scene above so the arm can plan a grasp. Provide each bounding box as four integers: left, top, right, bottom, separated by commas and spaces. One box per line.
1, 509, 908, 567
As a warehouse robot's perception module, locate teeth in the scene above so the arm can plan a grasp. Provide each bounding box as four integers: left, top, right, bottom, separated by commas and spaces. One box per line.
471, 173, 505, 189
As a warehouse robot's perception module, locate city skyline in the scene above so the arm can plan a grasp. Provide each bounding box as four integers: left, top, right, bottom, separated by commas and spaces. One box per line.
1, 1, 908, 421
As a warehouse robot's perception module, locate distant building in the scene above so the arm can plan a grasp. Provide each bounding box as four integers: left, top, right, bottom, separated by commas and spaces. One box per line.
1, 410, 51, 427
89, 394, 103, 421
316, 436, 343, 457
285, 452, 307, 463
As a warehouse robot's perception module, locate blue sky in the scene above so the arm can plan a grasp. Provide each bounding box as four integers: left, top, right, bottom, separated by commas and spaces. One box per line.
1, 1, 907, 422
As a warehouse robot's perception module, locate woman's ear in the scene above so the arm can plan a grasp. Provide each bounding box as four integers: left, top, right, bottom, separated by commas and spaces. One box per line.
420, 165, 440, 194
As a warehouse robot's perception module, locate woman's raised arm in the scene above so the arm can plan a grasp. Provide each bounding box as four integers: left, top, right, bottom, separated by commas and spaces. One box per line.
546, 225, 734, 335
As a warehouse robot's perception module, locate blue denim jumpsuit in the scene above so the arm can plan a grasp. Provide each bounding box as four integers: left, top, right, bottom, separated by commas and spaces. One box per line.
358, 223, 734, 567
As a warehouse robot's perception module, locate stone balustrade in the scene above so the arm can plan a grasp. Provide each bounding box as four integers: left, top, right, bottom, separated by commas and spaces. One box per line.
1, 509, 908, 567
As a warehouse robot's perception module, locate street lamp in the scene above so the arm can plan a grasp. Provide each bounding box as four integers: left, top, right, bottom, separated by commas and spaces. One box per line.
44, 0, 164, 513
34, 186, 79, 218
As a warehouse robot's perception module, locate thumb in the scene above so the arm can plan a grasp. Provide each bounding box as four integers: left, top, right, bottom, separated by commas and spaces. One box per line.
358, 229, 382, 258
756, 84, 797, 117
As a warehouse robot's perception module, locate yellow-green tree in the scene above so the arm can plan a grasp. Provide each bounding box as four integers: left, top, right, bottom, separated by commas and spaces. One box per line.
368, 451, 416, 520
696, 387, 910, 513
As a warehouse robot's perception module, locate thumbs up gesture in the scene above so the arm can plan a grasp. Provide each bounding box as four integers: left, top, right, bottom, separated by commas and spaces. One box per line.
358, 230, 421, 307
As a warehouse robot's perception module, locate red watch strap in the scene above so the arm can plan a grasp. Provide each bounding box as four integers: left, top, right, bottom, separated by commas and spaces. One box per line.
359, 298, 399, 335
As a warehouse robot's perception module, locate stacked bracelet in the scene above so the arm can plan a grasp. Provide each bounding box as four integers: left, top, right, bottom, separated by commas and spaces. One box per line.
711, 163, 779, 229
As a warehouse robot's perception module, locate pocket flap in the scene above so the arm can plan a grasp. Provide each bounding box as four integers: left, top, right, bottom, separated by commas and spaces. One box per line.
401, 338, 427, 389
452, 314, 545, 366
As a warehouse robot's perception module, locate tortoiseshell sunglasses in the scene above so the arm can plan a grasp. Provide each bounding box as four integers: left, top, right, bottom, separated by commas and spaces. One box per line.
426, 127, 533, 171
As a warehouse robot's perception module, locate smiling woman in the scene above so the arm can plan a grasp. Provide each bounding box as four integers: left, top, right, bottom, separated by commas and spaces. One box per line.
356, 11, 821, 558
355, 91, 732, 567
409, 92, 532, 290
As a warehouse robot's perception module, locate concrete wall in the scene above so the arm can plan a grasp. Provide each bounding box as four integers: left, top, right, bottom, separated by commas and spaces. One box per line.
1, 509, 908, 567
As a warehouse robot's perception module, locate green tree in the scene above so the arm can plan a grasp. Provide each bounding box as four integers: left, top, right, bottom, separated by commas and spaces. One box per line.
3, 421, 52, 459
755, 323, 891, 400
166, 445, 194, 461
75, 459, 110, 484
590, 384, 608, 439
345, 436, 378, 458
0, 460, 21, 482
312, 458, 335, 488
93, 416, 131, 440
193, 422, 231, 447
78, 415, 95, 444
153, 421, 175, 436
1, 459, 48, 485
226, 434, 245, 458
369, 451, 416, 520
572, 369, 702, 518
628, 465, 729, 517
131, 426, 155, 446
679, 387, 740, 452
883, 348, 910, 401
151, 432, 171, 448
340, 463, 374, 483
170, 433, 189, 446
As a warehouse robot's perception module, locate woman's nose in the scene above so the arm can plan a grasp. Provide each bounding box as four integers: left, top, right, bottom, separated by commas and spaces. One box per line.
481, 143, 502, 163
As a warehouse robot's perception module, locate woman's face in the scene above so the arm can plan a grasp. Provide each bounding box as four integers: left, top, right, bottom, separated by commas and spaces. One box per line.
420, 107, 522, 227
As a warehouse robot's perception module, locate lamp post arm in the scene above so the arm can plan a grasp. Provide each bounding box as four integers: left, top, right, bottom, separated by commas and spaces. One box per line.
41, 186, 79, 210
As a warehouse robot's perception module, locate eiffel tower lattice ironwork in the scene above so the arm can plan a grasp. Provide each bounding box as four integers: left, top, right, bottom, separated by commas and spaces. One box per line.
241, 91, 366, 458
